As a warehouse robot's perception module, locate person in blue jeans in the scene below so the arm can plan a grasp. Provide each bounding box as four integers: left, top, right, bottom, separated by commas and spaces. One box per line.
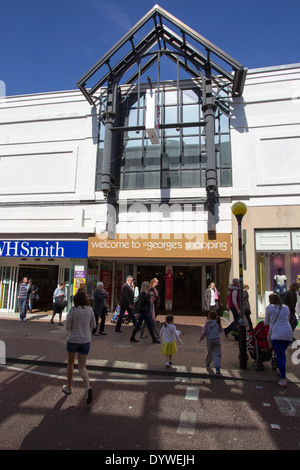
17, 277, 28, 321
199, 310, 223, 374
265, 293, 293, 388
130, 281, 160, 344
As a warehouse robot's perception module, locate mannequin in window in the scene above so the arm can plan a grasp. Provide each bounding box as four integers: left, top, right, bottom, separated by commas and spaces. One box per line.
273, 268, 287, 300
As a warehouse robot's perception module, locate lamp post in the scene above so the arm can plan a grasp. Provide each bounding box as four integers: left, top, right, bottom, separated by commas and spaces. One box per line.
231, 201, 247, 370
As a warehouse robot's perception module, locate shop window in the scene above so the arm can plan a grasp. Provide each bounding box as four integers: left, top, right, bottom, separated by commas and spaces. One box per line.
95, 85, 232, 191
256, 252, 300, 318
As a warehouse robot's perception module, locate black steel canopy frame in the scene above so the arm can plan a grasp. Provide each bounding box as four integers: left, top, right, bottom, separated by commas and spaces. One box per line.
77, 4, 247, 233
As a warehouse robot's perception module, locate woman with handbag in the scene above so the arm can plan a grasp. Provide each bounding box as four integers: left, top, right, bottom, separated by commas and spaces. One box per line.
204, 282, 220, 314
51, 281, 66, 325
264, 293, 293, 387
130, 281, 160, 344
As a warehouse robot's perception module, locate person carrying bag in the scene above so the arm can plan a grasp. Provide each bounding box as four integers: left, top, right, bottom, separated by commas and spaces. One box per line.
265, 293, 293, 388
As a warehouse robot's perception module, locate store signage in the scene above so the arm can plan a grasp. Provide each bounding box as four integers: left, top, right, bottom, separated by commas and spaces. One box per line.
0, 240, 88, 258
73, 270, 86, 295
88, 233, 231, 259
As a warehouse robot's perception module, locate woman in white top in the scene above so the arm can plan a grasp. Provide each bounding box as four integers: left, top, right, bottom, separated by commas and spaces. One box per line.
264, 293, 293, 388
62, 290, 96, 404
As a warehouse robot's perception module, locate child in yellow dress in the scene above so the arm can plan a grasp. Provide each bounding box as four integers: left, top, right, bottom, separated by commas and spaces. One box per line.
160, 315, 182, 368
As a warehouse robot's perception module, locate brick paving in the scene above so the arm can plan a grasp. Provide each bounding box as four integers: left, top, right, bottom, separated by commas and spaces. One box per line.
1, 310, 299, 384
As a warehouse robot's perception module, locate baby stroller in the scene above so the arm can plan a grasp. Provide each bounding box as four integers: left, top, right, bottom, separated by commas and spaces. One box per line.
247, 321, 277, 371
111, 305, 120, 324
110, 306, 131, 324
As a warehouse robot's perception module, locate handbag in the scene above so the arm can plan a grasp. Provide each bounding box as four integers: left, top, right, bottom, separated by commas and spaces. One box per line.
55, 298, 67, 310
267, 306, 281, 348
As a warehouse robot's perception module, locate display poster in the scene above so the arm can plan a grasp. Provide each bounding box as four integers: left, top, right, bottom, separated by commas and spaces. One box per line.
73, 270, 86, 296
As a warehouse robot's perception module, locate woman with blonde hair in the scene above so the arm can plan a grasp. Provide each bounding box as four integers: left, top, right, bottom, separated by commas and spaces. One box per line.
129, 281, 160, 344
204, 282, 220, 313
141, 278, 160, 338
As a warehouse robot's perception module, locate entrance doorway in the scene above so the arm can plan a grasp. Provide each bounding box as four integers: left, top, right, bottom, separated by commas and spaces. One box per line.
173, 266, 202, 314
18, 264, 59, 311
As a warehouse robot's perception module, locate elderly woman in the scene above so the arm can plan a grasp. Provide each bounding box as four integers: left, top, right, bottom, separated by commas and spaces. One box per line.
264, 293, 293, 387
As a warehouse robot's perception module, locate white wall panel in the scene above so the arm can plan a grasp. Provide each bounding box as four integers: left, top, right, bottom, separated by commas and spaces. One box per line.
0, 147, 78, 194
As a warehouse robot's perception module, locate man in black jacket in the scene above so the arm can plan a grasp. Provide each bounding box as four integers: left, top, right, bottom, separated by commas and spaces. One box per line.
115, 275, 137, 332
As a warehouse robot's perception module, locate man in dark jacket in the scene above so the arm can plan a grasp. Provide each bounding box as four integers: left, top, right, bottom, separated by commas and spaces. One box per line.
115, 275, 137, 332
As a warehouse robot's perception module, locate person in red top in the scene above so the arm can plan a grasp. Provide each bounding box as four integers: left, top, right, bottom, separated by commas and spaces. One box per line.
224, 278, 240, 339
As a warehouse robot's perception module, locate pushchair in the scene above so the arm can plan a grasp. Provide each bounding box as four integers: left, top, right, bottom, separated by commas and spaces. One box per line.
247, 321, 278, 371
110, 305, 131, 324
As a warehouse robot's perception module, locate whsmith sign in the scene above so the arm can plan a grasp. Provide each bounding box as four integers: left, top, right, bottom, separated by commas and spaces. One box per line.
0, 240, 88, 258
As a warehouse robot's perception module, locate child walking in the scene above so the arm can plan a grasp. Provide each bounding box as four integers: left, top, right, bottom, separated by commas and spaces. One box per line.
160, 315, 182, 368
199, 310, 223, 374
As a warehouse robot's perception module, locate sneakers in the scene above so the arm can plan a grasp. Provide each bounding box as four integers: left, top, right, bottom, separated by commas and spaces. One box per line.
62, 385, 93, 404
278, 379, 287, 388
62, 385, 72, 395
86, 387, 93, 404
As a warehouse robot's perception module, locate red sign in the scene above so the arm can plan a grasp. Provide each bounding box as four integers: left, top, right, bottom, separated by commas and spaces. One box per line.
100, 270, 112, 307
165, 269, 173, 301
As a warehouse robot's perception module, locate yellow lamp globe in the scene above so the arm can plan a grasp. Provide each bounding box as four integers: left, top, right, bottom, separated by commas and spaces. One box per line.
232, 201, 247, 217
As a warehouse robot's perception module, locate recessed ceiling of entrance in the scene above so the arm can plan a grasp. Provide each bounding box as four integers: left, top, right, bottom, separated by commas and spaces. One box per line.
77, 4, 247, 106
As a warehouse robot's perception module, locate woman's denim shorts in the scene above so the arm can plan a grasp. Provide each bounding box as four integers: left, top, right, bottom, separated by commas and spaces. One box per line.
66, 341, 90, 355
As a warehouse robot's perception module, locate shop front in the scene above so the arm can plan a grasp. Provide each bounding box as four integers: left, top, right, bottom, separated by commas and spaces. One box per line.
88, 233, 232, 314
0, 239, 88, 313
256, 230, 300, 317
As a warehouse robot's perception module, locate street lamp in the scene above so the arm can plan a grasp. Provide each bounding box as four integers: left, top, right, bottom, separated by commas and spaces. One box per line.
231, 201, 247, 370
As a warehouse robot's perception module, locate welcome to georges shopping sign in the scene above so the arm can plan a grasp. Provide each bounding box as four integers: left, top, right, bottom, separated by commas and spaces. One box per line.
0, 240, 88, 258
88, 233, 232, 259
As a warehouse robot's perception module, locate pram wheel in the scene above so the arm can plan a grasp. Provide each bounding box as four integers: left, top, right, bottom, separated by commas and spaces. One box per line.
253, 360, 264, 371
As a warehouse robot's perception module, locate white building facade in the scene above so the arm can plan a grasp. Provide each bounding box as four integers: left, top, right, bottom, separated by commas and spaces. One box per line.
0, 7, 299, 324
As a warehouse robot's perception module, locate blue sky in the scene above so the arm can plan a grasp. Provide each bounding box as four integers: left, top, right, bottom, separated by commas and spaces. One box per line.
0, 0, 299, 96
